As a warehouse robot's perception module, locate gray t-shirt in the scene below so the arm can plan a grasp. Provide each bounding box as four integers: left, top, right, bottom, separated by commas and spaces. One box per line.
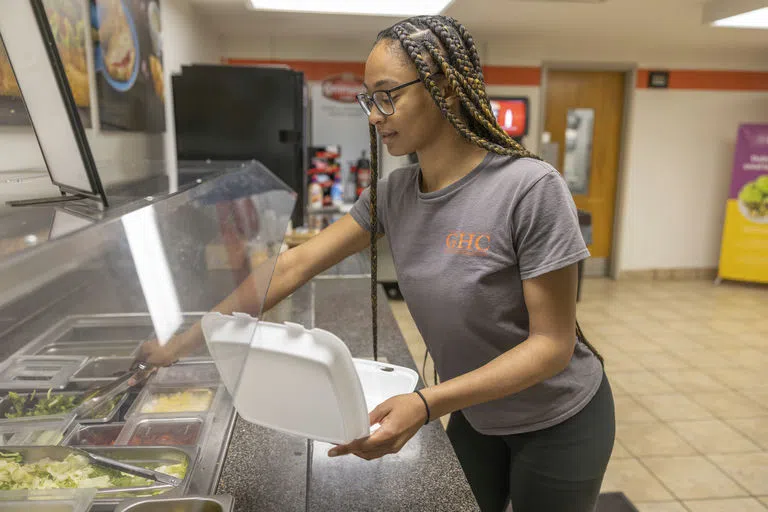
350, 152, 603, 435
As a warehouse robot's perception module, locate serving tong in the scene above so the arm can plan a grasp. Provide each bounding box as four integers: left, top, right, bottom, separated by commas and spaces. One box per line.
61, 360, 179, 486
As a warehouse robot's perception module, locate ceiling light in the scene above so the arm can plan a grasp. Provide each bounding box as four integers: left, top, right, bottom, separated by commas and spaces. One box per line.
711, 7, 768, 28
246, 0, 454, 16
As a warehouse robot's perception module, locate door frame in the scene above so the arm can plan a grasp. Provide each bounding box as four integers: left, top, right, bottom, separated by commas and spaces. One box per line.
539, 62, 637, 279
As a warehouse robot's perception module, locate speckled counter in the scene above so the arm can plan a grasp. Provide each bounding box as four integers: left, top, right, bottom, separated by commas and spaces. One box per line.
216, 275, 480, 512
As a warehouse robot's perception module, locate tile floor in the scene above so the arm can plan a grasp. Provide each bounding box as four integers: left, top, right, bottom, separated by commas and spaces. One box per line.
389, 278, 768, 512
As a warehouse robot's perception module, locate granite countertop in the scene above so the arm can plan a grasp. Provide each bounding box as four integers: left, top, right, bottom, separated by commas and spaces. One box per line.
216, 276, 479, 512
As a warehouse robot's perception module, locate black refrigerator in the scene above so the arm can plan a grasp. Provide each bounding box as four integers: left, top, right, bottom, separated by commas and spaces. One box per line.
172, 64, 307, 227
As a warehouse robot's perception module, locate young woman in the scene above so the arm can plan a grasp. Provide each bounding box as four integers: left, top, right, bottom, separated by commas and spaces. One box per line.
142, 15, 615, 512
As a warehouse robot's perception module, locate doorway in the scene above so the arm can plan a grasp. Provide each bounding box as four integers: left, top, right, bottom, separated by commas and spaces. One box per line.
544, 69, 628, 276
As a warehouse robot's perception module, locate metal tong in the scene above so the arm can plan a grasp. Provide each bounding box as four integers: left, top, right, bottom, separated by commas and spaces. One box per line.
75, 448, 182, 487
70, 360, 155, 422
60, 360, 179, 486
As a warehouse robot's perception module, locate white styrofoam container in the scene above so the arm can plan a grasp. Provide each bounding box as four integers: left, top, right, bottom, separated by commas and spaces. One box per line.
201, 312, 418, 445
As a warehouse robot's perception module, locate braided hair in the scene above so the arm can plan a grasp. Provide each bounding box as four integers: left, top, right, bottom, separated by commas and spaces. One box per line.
366, 15, 602, 366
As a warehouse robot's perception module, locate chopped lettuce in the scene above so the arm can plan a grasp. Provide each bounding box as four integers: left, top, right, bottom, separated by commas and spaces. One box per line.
0, 452, 186, 491
3, 390, 120, 420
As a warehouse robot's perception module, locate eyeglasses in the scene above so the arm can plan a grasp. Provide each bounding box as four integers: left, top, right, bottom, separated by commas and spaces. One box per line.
356, 78, 421, 117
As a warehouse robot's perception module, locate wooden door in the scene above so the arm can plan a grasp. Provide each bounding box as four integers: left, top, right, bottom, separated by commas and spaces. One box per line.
544, 70, 626, 275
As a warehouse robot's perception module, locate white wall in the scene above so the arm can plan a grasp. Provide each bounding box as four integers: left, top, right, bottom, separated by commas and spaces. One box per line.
161, 0, 223, 189
485, 34, 768, 72
224, 36, 370, 62
617, 90, 768, 272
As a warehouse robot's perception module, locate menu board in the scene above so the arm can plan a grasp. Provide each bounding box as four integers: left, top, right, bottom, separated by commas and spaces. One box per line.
0, 0, 92, 128
91, 0, 165, 132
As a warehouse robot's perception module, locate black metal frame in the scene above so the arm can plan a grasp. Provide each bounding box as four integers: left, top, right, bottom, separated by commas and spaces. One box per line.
3, 1, 107, 206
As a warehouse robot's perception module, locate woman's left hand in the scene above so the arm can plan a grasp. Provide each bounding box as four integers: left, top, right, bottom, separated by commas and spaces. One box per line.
328, 392, 428, 460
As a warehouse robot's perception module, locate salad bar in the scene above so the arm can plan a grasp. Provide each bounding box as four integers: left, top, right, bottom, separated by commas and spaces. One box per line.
0, 313, 236, 511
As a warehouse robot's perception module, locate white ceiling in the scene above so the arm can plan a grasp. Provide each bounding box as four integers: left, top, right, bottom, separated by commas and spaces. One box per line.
191, 0, 768, 53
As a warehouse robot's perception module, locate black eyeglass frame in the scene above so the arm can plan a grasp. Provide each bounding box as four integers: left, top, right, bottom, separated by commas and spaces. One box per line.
356, 78, 421, 117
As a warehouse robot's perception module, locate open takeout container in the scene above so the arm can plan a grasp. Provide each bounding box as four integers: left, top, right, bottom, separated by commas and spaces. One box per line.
201, 312, 419, 444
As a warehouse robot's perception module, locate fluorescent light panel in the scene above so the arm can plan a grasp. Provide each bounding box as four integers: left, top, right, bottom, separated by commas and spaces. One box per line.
247, 0, 454, 16
712, 7, 768, 28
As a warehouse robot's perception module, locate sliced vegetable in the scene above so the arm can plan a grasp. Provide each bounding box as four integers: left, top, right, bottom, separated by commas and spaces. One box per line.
0, 451, 187, 491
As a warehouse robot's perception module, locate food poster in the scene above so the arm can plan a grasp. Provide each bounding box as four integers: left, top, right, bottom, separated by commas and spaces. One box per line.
0, 41, 27, 126
0, 1, 91, 127
718, 124, 768, 284
91, 0, 165, 132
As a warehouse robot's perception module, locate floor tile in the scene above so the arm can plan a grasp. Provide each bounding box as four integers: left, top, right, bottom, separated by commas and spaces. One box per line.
617, 422, 697, 457
609, 371, 677, 395
689, 391, 768, 419
668, 419, 759, 453
760, 497, 768, 507
600, 458, 673, 502
658, 370, 726, 393
727, 417, 768, 450
643, 456, 747, 500
634, 351, 692, 370
635, 394, 714, 421
611, 440, 633, 459
634, 502, 688, 512
743, 390, 768, 409
709, 453, 768, 495
683, 497, 768, 512
708, 368, 767, 390
614, 395, 658, 423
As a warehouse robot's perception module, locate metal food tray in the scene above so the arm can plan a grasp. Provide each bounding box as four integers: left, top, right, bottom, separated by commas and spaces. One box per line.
12, 314, 207, 361
0, 418, 69, 446
115, 416, 206, 447
0, 391, 128, 425
125, 385, 222, 421
35, 341, 141, 358
63, 423, 127, 447
0, 356, 87, 391
0, 489, 97, 512
153, 362, 220, 386
69, 357, 135, 384
0, 446, 195, 508
114, 494, 234, 512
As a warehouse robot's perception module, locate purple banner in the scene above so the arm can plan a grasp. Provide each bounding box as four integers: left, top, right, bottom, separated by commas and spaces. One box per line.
729, 124, 768, 200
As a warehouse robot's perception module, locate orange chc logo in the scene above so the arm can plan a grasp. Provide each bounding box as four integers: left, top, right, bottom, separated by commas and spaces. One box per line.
445, 232, 491, 256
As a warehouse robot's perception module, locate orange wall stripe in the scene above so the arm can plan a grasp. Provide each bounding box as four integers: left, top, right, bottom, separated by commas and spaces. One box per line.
637, 69, 768, 91
225, 58, 542, 86
226, 60, 766, 91
482, 66, 541, 86
636, 69, 650, 89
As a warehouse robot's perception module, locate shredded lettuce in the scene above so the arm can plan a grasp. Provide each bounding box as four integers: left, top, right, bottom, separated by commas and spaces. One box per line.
0, 452, 186, 491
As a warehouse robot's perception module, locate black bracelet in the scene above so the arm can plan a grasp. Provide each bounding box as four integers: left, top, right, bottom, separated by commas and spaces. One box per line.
414, 389, 431, 425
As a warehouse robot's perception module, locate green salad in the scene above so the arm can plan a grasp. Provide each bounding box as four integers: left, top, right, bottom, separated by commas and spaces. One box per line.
738, 175, 768, 219
0, 451, 187, 491
4, 390, 119, 420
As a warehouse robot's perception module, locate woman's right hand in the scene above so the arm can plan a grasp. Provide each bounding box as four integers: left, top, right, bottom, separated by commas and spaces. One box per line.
136, 338, 180, 367
136, 324, 204, 367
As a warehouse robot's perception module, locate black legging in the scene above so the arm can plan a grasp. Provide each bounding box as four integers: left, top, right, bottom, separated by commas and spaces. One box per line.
446, 372, 615, 512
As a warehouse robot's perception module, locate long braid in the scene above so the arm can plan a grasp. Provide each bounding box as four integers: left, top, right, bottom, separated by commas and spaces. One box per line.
368, 123, 379, 362
367, 15, 603, 368
423, 42, 512, 147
